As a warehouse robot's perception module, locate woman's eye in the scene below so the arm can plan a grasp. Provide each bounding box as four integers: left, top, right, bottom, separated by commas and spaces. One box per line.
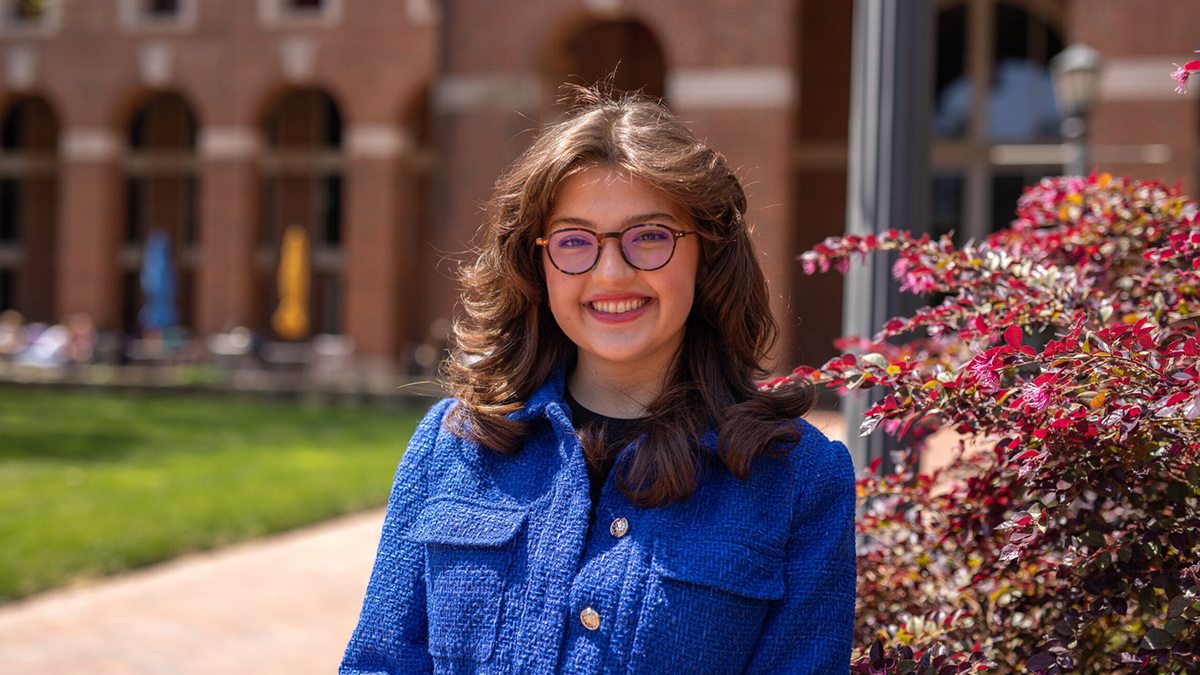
555, 234, 595, 249
631, 227, 671, 244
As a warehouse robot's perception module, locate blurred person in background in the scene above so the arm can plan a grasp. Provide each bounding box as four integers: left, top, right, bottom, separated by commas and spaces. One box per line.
63, 312, 96, 366
341, 89, 856, 674
0, 309, 27, 360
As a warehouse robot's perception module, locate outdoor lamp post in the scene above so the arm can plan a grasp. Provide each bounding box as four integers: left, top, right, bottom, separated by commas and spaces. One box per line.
1051, 43, 1102, 177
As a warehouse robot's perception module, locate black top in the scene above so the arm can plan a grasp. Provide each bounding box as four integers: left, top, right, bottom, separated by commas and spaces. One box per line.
564, 389, 647, 508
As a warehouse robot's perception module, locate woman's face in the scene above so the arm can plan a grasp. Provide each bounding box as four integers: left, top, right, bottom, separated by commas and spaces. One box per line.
542, 166, 700, 380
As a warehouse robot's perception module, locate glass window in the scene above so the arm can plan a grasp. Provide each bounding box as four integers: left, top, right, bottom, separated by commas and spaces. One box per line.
315, 272, 340, 334
320, 174, 341, 246
260, 0, 340, 28
934, 4, 968, 140
0, 270, 12, 312
120, 0, 195, 30
125, 178, 142, 242
989, 2, 1062, 142
932, 1, 1067, 239
183, 175, 197, 245
931, 173, 965, 242
556, 20, 666, 101
265, 90, 341, 149
9, 0, 48, 22
123, 93, 199, 333
0, 179, 17, 242
934, 1, 1062, 142
259, 88, 345, 339
144, 0, 179, 16
287, 0, 323, 11
121, 270, 140, 337
991, 168, 1055, 233
0, 96, 58, 323
259, 175, 277, 246
1, 107, 22, 149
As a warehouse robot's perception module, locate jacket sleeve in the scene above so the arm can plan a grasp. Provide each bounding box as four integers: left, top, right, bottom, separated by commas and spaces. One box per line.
339, 398, 455, 675
746, 435, 858, 674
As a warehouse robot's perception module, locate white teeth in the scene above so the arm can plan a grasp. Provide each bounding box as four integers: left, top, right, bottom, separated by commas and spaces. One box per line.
590, 298, 649, 314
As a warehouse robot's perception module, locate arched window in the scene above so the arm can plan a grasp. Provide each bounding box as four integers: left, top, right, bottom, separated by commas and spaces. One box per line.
0, 95, 59, 324
931, 0, 1065, 242
398, 85, 437, 373
547, 18, 666, 101
259, 88, 344, 338
122, 91, 199, 335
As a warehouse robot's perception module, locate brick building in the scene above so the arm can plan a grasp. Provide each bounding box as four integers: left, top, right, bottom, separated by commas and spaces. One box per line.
0, 0, 1196, 374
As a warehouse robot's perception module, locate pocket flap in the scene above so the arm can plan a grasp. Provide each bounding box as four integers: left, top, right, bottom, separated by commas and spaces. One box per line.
653, 541, 785, 601
407, 499, 526, 547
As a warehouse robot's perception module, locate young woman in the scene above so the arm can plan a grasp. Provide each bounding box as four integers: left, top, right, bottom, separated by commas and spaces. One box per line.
341, 90, 856, 674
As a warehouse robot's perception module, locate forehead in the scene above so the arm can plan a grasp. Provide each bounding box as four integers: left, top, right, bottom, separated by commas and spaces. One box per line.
546, 166, 691, 230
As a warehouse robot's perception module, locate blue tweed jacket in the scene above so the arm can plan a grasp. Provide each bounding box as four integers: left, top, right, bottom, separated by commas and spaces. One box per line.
340, 372, 856, 674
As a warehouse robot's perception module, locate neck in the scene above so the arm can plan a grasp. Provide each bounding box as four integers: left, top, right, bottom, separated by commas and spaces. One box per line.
567, 357, 670, 419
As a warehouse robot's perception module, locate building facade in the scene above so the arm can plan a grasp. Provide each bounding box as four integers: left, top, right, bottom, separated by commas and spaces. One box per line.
0, 0, 1195, 374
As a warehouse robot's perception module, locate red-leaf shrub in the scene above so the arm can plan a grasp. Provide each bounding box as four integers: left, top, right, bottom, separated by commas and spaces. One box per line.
787, 174, 1200, 673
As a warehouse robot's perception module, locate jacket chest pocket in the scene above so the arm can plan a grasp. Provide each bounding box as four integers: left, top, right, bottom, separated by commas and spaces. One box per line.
631, 540, 784, 673
407, 499, 526, 664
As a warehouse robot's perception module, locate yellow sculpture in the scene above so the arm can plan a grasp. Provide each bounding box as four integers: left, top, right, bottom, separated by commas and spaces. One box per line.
272, 225, 309, 340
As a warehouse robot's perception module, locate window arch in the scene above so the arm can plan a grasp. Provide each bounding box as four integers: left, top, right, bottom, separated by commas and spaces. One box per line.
258, 88, 344, 338
0, 95, 59, 324
546, 18, 666, 102
931, 0, 1067, 243
397, 85, 438, 373
122, 91, 199, 335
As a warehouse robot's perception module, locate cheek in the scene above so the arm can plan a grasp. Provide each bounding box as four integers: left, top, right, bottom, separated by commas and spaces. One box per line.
541, 263, 576, 323
673, 253, 701, 316
677, 283, 697, 322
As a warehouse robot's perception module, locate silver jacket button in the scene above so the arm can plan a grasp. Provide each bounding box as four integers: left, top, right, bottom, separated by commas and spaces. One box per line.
609, 517, 629, 538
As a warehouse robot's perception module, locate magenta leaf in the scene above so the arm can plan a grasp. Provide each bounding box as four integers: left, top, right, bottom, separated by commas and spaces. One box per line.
1004, 325, 1022, 348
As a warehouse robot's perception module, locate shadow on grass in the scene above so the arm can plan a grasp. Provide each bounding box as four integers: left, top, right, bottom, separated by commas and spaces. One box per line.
0, 429, 143, 462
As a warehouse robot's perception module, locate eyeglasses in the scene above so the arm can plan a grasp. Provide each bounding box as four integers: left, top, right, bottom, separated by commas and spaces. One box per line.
535, 224, 697, 275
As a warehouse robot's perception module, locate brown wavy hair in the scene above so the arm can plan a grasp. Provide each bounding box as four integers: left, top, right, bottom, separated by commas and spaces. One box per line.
445, 88, 814, 506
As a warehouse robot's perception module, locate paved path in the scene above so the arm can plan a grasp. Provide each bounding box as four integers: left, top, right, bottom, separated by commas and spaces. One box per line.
0, 510, 385, 675
0, 413, 861, 675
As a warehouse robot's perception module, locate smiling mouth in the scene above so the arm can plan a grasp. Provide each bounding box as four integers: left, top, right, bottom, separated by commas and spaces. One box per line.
588, 298, 650, 314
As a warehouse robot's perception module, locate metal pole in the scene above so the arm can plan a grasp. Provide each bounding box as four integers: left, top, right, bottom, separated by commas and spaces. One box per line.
842, 0, 934, 473
1062, 115, 1088, 177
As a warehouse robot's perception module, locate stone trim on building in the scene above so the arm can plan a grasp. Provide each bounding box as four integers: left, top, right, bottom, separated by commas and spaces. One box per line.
199, 128, 261, 161
667, 67, 794, 109
433, 73, 543, 112
61, 130, 121, 163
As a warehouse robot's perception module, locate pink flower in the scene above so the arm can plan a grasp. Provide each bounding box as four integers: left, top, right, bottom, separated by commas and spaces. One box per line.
1172, 64, 1191, 94
1171, 55, 1200, 94
967, 355, 1001, 392
801, 255, 817, 275
1020, 381, 1049, 413
893, 257, 938, 294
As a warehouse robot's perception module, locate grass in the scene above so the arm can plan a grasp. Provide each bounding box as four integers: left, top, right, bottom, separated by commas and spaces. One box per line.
0, 386, 427, 603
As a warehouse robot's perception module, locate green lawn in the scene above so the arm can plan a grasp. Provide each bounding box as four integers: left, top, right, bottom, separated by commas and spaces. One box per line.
0, 386, 427, 602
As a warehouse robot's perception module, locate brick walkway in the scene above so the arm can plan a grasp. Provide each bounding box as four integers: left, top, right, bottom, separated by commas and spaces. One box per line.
0, 510, 385, 675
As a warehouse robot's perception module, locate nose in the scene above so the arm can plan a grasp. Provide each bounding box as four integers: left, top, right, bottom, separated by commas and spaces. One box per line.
590, 237, 635, 283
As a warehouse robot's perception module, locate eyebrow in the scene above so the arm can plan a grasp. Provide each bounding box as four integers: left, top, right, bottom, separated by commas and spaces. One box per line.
546, 212, 679, 231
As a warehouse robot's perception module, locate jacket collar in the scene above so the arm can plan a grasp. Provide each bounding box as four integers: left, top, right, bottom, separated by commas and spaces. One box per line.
506, 365, 568, 424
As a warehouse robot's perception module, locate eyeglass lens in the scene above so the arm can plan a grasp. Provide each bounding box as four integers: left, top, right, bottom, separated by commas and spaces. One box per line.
546, 225, 677, 273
